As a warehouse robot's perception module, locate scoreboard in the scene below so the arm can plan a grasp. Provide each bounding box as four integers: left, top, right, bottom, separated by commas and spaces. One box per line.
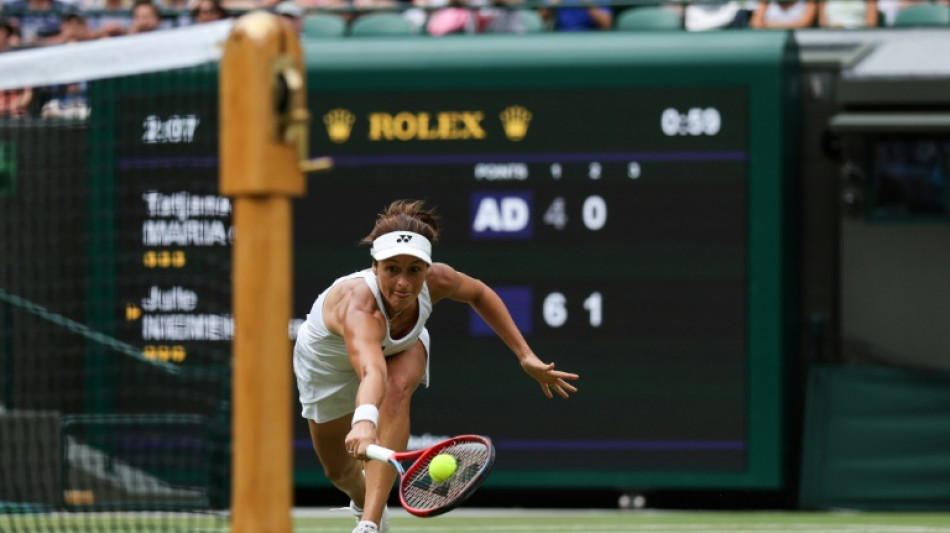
93, 30, 798, 491
299, 86, 750, 477
295, 32, 798, 489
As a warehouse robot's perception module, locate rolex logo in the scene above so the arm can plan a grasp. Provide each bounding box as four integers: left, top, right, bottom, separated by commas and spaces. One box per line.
396, 234, 412, 243
499, 106, 532, 142
323, 108, 355, 143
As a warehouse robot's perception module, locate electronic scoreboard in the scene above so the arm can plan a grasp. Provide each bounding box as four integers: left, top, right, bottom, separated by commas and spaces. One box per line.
98, 30, 798, 491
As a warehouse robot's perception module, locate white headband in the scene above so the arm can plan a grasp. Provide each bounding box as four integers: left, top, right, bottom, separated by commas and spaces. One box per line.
370, 231, 432, 265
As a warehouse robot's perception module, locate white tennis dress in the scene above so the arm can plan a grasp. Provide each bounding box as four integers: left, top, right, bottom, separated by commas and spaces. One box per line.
293, 269, 432, 423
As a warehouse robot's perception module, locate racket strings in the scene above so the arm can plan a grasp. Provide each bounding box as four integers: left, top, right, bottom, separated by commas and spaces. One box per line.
402, 441, 491, 510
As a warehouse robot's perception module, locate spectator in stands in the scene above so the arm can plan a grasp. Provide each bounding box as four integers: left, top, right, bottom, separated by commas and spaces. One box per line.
220, 0, 280, 8
0, 17, 19, 51
749, 0, 817, 29
403, 0, 442, 33
82, 0, 133, 38
539, 0, 612, 31
162, 0, 194, 26
40, 10, 94, 43
128, 0, 162, 32
6, 0, 72, 44
685, 1, 752, 30
0, 87, 33, 117
818, 0, 878, 28
28, 10, 93, 118
422, 0, 527, 35
482, 0, 533, 33
274, 0, 303, 33
353, 0, 399, 13
425, 0, 494, 35
876, 0, 941, 27
296, 0, 345, 7
192, 0, 228, 22
41, 81, 90, 118
0, 46, 33, 117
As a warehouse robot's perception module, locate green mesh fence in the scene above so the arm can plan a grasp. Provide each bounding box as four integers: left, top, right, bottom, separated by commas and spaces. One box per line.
0, 50, 230, 533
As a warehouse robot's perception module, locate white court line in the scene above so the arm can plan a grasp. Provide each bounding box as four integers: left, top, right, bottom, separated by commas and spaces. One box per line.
406, 525, 950, 532
420, 529, 947, 533
413, 519, 950, 533
293, 526, 950, 533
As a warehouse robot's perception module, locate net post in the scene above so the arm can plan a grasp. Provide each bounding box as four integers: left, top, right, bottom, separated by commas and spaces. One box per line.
220, 12, 307, 533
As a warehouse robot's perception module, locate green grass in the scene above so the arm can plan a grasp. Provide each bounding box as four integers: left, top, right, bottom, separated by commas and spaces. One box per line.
302, 510, 950, 533
306, 510, 950, 533
5, 510, 950, 533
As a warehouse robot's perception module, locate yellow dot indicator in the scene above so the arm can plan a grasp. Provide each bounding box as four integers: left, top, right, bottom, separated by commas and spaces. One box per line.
171, 250, 186, 268
126, 304, 141, 321
157, 345, 171, 361
171, 345, 187, 362
157, 251, 171, 268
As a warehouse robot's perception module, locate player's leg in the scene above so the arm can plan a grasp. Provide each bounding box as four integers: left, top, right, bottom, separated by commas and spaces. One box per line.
307, 416, 366, 507
361, 340, 428, 528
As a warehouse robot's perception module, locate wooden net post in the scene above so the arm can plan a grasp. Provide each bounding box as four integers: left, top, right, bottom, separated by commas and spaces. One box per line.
219, 11, 328, 533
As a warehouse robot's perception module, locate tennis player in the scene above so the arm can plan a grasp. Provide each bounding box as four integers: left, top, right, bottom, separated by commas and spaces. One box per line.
293, 199, 579, 533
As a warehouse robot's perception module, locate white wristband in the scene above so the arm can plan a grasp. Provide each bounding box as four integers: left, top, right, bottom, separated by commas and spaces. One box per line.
351, 404, 379, 428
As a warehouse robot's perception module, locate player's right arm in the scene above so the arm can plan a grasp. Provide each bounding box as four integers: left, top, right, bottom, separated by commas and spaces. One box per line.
324, 282, 388, 457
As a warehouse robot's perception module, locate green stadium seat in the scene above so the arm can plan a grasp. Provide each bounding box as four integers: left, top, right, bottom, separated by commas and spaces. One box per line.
349, 12, 414, 37
303, 13, 347, 38
892, 3, 950, 27
614, 6, 683, 31
518, 9, 546, 32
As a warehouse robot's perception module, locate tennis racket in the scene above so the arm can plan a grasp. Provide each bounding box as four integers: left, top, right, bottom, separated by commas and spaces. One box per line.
365, 434, 495, 517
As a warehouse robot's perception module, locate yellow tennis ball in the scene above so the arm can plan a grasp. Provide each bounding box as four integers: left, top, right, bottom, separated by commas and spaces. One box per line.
428, 453, 457, 483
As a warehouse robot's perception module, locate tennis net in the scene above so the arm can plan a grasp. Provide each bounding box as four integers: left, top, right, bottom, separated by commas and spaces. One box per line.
1, 21, 234, 533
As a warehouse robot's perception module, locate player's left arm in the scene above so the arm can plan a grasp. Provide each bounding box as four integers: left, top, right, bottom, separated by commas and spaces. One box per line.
428, 263, 579, 398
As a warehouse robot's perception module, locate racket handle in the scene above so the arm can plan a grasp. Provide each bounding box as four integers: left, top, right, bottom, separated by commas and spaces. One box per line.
366, 444, 395, 463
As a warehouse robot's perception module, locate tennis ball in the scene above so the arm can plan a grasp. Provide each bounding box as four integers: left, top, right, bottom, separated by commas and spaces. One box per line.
428, 453, 457, 483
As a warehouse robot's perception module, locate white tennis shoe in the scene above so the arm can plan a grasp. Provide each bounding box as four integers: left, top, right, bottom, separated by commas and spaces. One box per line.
340, 501, 389, 533
351, 521, 378, 533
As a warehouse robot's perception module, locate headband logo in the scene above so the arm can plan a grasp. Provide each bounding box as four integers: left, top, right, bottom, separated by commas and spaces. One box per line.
396, 234, 413, 243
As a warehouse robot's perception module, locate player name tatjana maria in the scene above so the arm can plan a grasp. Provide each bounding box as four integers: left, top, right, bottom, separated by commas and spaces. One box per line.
142, 219, 233, 247
140, 191, 233, 247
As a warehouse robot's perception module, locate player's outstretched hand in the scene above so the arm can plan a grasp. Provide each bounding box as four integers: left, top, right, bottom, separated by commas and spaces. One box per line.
521, 354, 579, 399
345, 421, 377, 460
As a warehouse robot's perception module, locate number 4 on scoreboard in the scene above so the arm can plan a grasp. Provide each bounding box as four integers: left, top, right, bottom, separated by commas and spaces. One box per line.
543, 196, 608, 231
543, 197, 567, 230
